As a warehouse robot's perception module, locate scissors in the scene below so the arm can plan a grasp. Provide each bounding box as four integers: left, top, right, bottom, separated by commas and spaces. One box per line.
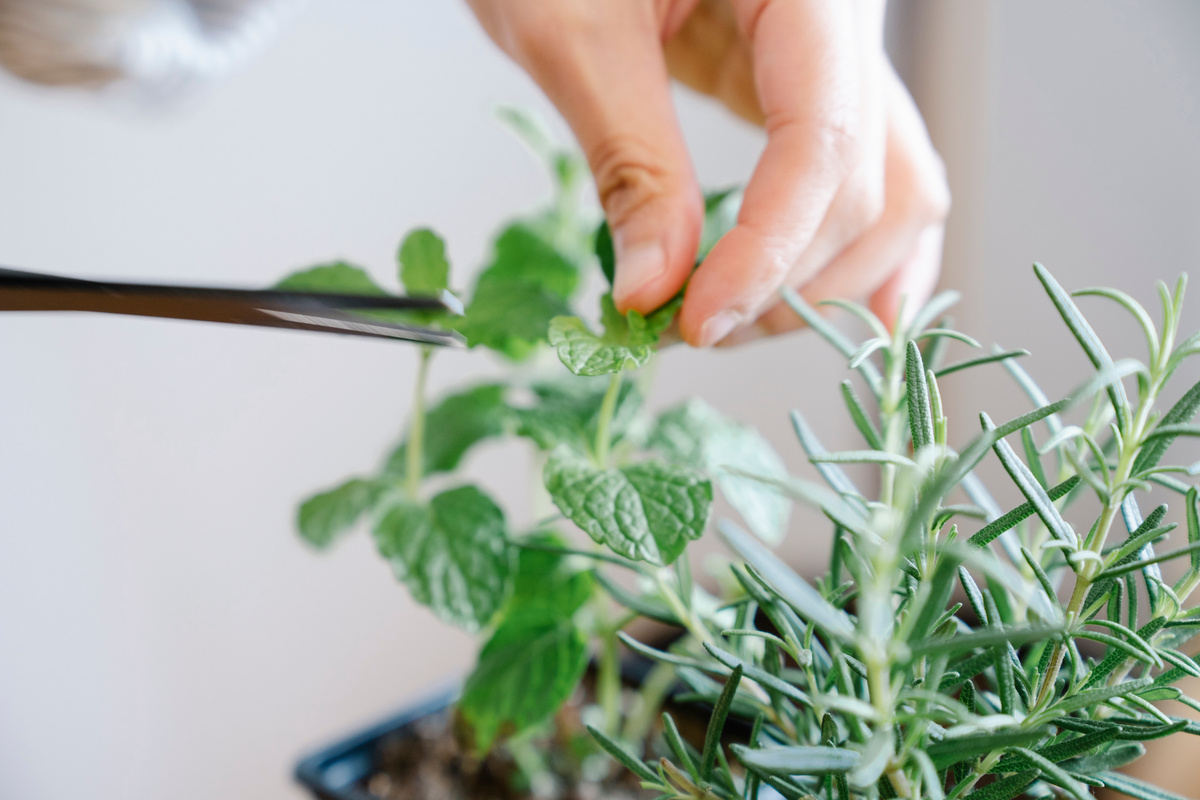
0, 267, 465, 347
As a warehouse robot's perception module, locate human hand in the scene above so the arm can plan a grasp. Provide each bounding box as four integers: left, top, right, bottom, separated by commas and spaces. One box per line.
465, 0, 950, 346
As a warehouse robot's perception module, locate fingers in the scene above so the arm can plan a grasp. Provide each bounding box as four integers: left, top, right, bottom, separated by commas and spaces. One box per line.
467, 2, 704, 315
677, 0, 865, 346
719, 65, 950, 345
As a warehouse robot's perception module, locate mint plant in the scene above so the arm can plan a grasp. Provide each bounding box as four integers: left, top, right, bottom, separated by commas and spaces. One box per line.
284, 111, 1200, 800
282, 111, 786, 757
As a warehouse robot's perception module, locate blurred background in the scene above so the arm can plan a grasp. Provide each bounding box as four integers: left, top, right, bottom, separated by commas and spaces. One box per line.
0, 1, 1197, 798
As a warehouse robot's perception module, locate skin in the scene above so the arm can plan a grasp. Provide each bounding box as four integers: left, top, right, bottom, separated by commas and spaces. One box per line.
466, 0, 950, 347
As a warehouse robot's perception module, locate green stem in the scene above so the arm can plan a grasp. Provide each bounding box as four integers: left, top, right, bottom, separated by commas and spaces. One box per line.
406, 347, 433, 500
594, 372, 623, 468
599, 625, 622, 736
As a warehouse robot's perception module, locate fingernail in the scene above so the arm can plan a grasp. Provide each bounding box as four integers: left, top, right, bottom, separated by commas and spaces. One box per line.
612, 240, 666, 308
698, 310, 742, 347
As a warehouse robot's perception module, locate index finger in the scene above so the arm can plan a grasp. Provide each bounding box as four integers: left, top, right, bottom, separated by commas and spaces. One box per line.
677, 0, 863, 346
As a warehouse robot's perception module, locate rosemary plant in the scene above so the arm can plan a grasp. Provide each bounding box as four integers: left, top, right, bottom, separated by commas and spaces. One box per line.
610, 273, 1200, 800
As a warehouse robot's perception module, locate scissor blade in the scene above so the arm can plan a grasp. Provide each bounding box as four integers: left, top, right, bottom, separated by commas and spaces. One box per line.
0, 268, 465, 346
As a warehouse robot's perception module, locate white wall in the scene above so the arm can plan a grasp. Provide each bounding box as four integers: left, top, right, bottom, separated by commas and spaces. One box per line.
1, 2, 1198, 799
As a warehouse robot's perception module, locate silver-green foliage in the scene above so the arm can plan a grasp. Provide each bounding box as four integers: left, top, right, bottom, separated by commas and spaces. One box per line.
614, 268, 1200, 800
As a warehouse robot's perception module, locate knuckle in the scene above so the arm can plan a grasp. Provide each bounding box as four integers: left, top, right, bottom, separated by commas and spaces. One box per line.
589, 136, 672, 226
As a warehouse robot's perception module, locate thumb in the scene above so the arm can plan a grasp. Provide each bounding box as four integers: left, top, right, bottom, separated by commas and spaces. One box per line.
494, 3, 703, 314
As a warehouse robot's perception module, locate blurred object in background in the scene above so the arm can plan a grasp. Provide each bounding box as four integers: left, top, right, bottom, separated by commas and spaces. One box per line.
0, 0, 298, 92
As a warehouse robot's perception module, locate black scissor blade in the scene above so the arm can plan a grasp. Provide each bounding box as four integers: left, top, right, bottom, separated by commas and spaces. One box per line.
0, 268, 465, 346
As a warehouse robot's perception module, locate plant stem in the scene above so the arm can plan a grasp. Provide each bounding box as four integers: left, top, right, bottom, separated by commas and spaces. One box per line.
406, 346, 433, 500
594, 372, 623, 468
1033, 384, 1160, 712
599, 624, 622, 737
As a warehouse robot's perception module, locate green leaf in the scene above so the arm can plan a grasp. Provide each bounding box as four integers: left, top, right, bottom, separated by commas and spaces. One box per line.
936, 349, 1030, 378
926, 728, 1049, 769
459, 615, 586, 751
703, 642, 811, 706
548, 294, 667, 376
372, 485, 513, 631
544, 447, 711, 565
457, 280, 570, 359
480, 223, 580, 300
909, 625, 1060, 659
907, 341, 934, 449
650, 399, 791, 544
459, 537, 590, 751
961, 770, 1038, 800
994, 727, 1119, 772
1034, 263, 1129, 432
662, 712, 700, 778
789, 409, 862, 499
455, 218, 587, 358
297, 477, 388, 549
719, 520, 856, 642
840, 379, 883, 449
1073, 286, 1160, 361
982, 413, 1077, 547
385, 383, 509, 476
274, 261, 388, 295
1094, 542, 1200, 580
780, 287, 883, 395
969, 479, 1084, 546
1060, 742, 1145, 773
1052, 677, 1154, 715
701, 664, 743, 780
398, 228, 450, 295
733, 745, 859, 776
587, 725, 659, 783
504, 532, 594, 626
1005, 747, 1090, 800
1189, 486, 1200, 571
1101, 770, 1193, 800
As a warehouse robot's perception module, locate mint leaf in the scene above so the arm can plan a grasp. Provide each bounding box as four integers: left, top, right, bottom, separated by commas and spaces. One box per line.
456, 222, 583, 359
484, 224, 580, 300
652, 399, 791, 544
398, 228, 450, 295
459, 613, 587, 751
505, 532, 595, 627
512, 379, 642, 454
372, 485, 513, 631
385, 384, 509, 476
459, 533, 592, 750
544, 447, 711, 565
274, 261, 388, 295
458, 281, 571, 360
297, 477, 389, 549
548, 294, 664, 376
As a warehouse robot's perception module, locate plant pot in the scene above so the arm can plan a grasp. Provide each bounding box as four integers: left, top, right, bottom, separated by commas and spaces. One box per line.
295, 687, 459, 800
294, 656, 669, 800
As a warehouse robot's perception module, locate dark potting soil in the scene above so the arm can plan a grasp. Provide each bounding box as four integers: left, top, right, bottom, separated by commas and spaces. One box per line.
361, 685, 666, 800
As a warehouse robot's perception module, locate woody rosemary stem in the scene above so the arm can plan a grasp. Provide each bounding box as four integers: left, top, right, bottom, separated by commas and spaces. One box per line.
406, 347, 433, 500
594, 372, 622, 468
1033, 393, 1158, 711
